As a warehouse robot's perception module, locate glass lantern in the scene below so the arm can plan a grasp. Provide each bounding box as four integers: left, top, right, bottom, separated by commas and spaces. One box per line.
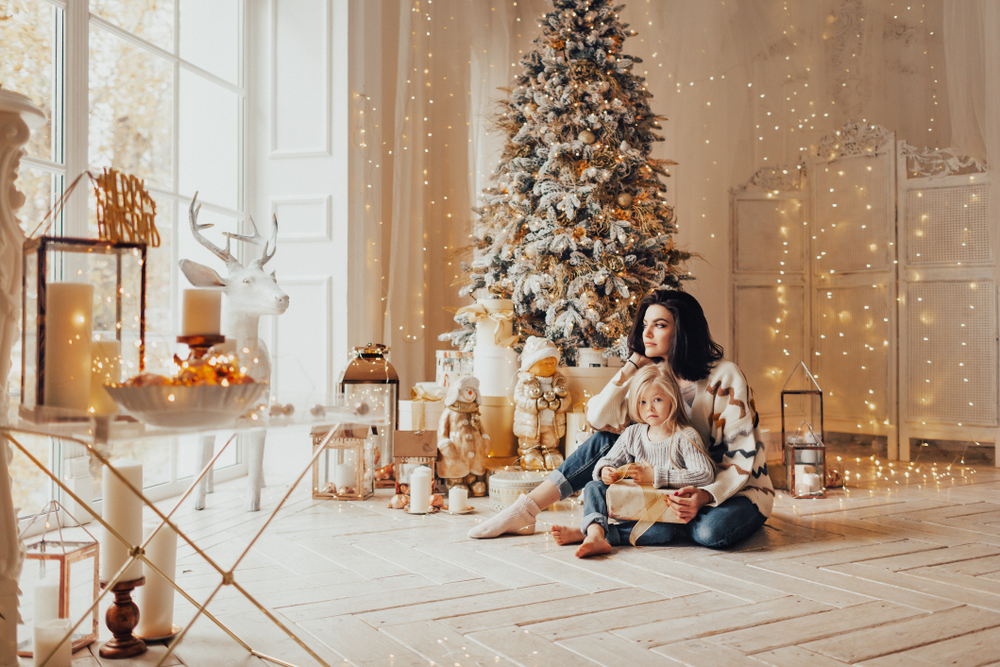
393, 430, 439, 495
785, 421, 826, 499
21, 237, 146, 422
17, 502, 100, 658
338, 344, 398, 486
311, 428, 375, 500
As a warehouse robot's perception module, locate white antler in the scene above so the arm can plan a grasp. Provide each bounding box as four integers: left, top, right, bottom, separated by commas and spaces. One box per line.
188, 192, 239, 268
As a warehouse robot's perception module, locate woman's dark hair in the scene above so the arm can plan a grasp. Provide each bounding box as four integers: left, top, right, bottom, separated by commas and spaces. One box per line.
626, 289, 724, 381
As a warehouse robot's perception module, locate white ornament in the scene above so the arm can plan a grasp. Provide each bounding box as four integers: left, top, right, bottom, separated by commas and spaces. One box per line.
578, 130, 596, 145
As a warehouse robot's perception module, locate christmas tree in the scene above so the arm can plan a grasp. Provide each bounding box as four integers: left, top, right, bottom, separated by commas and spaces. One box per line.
442, 0, 690, 362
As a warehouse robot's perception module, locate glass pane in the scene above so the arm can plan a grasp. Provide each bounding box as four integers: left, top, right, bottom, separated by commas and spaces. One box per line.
180, 0, 239, 84
90, 0, 174, 51
0, 0, 57, 161
178, 70, 239, 209
89, 26, 173, 189
145, 197, 174, 337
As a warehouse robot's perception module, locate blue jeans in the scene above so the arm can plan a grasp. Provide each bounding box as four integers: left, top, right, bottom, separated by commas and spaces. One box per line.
581, 480, 679, 546
547, 431, 767, 548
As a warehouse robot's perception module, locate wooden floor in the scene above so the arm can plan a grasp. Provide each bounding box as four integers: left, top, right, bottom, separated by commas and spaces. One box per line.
27, 450, 1000, 667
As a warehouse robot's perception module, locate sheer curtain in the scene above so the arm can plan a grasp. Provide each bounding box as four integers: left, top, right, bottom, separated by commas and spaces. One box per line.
379, 0, 960, 389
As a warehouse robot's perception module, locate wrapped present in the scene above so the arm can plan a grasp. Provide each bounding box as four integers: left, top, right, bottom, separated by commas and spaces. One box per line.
398, 383, 447, 431
607, 479, 684, 545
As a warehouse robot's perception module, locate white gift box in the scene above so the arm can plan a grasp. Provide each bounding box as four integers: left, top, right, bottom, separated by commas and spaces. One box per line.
473, 346, 519, 397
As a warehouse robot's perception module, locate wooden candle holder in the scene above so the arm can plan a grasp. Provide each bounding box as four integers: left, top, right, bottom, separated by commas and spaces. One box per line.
99, 577, 147, 659
177, 334, 226, 359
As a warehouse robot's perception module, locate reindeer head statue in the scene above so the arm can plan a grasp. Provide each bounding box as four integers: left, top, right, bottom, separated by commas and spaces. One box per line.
179, 193, 289, 338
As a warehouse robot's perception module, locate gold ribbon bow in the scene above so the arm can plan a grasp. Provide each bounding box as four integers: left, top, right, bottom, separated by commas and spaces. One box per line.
411, 385, 447, 402
455, 303, 519, 348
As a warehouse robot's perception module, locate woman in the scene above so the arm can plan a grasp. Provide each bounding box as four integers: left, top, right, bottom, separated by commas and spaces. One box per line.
468, 289, 773, 548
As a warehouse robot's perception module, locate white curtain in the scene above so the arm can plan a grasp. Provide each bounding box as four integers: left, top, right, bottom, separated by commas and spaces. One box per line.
379, 0, 958, 388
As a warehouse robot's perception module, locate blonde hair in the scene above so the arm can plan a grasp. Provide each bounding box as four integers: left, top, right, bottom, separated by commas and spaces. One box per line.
626, 364, 691, 431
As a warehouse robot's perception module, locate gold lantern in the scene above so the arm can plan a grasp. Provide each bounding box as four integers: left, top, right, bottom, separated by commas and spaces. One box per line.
338, 344, 398, 486
310, 428, 375, 500
393, 430, 439, 495
20, 237, 146, 422
17, 501, 99, 658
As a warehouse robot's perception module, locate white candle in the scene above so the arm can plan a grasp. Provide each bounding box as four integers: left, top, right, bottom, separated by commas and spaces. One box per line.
101, 459, 144, 582
136, 522, 177, 639
33, 618, 71, 667
33, 582, 59, 624
802, 473, 822, 494
448, 486, 468, 512
43, 282, 94, 411
181, 289, 221, 336
88, 339, 121, 416
409, 467, 432, 513
333, 463, 356, 490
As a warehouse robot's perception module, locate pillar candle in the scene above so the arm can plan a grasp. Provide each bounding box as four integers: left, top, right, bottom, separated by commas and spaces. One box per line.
181, 289, 221, 336
409, 467, 432, 513
43, 282, 94, 411
101, 459, 144, 582
33, 582, 59, 624
88, 339, 121, 416
33, 618, 72, 667
448, 486, 468, 512
333, 463, 356, 490
135, 522, 177, 639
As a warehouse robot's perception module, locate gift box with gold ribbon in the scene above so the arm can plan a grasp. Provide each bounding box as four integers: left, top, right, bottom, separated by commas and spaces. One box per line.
607, 479, 684, 545
398, 383, 447, 432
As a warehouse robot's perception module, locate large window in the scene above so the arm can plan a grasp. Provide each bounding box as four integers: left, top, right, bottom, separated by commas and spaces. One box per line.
1, 0, 245, 518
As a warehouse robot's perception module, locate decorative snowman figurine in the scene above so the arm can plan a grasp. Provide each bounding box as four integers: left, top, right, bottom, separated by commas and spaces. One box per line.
437, 376, 491, 496
513, 336, 572, 470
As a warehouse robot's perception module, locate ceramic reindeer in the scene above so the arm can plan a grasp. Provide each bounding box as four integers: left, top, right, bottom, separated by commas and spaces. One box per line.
180, 193, 289, 511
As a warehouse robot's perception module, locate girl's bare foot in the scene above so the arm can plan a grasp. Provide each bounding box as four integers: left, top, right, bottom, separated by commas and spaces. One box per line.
575, 533, 613, 558
551, 525, 584, 545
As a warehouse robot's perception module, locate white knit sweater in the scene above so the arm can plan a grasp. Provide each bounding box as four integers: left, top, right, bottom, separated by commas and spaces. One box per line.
591, 425, 714, 489
586, 360, 775, 517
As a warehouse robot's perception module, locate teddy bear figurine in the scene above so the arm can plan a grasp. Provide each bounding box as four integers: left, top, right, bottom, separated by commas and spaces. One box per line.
513, 336, 572, 470
437, 375, 490, 496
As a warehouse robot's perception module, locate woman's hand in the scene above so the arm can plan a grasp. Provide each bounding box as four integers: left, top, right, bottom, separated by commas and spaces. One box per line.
668, 487, 712, 523
626, 459, 654, 485
600, 466, 620, 485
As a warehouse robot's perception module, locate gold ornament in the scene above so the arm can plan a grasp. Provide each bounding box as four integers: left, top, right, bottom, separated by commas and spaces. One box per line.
617, 193, 634, 208
578, 130, 596, 145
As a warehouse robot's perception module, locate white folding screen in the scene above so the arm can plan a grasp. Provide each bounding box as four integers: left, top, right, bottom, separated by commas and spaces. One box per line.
811, 125, 898, 454
732, 122, 1000, 464
896, 145, 999, 461
730, 169, 809, 426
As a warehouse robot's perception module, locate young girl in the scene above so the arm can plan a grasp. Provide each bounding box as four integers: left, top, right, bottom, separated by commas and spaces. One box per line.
552, 365, 715, 557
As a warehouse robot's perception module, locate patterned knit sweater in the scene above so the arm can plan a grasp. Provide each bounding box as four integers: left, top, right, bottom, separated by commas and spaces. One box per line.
591, 425, 714, 489
586, 360, 775, 517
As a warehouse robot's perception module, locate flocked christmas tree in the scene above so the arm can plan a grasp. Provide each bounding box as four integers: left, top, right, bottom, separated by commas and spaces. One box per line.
442, 0, 690, 362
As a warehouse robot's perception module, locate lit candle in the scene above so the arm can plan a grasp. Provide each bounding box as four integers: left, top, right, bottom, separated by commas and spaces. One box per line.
32, 618, 71, 667
448, 486, 468, 512
43, 282, 94, 411
409, 466, 432, 513
89, 338, 121, 416
101, 459, 144, 582
33, 582, 59, 624
181, 289, 221, 336
135, 522, 177, 639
